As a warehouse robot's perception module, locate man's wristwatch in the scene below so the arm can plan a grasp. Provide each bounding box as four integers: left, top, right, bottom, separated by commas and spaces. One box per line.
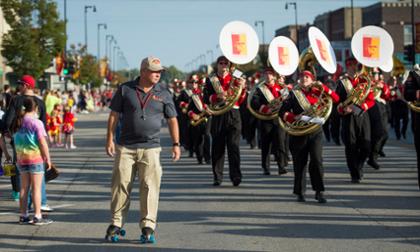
173, 142, 180, 147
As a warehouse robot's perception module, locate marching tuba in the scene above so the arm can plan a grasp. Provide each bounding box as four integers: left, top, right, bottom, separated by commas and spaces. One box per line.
339, 65, 372, 109
247, 36, 300, 121
278, 27, 336, 136
278, 49, 333, 136
191, 21, 260, 125
345, 25, 394, 110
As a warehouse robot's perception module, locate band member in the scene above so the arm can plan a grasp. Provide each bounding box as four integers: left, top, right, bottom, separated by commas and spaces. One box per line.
367, 68, 390, 170
336, 58, 375, 183
203, 56, 246, 186
279, 70, 340, 203
389, 76, 409, 140
323, 77, 341, 145
403, 65, 420, 190
240, 78, 259, 149
250, 67, 289, 175
177, 79, 194, 157
187, 76, 211, 164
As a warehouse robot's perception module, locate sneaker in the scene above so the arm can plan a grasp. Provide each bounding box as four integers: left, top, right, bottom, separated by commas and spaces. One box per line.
19, 216, 31, 225
32, 216, 53, 226
11, 191, 20, 201
41, 205, 54, 212
140, 227, 156, 244
70, 145, 77, 149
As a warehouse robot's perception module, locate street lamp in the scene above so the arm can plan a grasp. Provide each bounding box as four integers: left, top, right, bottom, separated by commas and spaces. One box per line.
113, 46, 120, 71
84, 5, 96, 52
97, 23, 107, 60
285, 2, 298, 51
105, 35, 113, 61
207, 50, 214, 65
254, 20, 265, 45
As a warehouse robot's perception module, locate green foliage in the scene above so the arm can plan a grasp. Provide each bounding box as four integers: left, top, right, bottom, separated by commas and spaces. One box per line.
161, 65, 185, 84
1, 0, 65, 79
67, 43, 101, 87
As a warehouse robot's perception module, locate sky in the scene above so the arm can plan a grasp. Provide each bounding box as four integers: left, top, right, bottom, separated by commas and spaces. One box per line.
56, 0, 381, 71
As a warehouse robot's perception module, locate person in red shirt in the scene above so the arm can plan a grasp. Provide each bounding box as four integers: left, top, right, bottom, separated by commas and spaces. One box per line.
62, 106, 77, 149
187, 76, 211, 164
250, 67, 290, 176
279, 70, 339, 203
203, 56, 246, 186
336, 57, 375, 183
48, 104, 62, 147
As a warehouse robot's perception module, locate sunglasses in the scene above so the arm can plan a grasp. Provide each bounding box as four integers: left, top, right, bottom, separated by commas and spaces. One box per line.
218, 62, 229, 65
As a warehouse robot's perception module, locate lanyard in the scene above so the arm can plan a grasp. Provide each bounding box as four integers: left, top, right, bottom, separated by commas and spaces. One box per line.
135, 89, 153, 120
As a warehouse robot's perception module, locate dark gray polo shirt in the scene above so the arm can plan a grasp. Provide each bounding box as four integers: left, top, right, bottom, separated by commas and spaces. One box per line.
110, 77, 177, 149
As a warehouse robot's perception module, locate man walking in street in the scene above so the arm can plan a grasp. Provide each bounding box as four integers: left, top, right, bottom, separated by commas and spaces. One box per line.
105, 56, 180, 244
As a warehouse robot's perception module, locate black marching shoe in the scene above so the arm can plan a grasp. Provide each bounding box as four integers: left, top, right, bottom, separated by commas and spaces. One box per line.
367, 159, 380, 170
232, 177, 241, 187
278, 168, 288, 175
263, 169, 271, 175
315, 191, 327, 203
378, 150, 386, 157
213, 180, 221, 186
296, 194, 306, 202
351, 178, 361, 184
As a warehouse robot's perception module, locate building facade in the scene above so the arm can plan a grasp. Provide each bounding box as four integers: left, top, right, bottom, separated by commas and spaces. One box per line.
0, 7, 11, 87
363, 0, 420, 64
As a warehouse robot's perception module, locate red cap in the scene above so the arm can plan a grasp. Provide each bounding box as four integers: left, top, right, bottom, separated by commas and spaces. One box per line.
300, 70, 315, 80
18, 75, 36, 89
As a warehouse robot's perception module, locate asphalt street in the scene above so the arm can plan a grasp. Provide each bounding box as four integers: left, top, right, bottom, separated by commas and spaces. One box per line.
0, 112, 419, 252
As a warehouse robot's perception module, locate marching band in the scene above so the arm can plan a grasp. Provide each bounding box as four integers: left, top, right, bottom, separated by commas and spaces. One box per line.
167, 23, 420, 202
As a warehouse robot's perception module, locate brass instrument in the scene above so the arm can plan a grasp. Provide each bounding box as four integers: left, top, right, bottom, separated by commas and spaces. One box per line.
278, 81, 333, 136
408, 101, 420, 113
278, 47, 333, 136
190, 111, 209, 126
246, 81, 287, 120
391, 56, 405, 78
205, 69, 244, 116
339, 70, 371, 109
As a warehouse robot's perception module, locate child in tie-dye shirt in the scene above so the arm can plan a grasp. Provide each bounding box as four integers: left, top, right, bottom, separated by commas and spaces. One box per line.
12, 97, 52, 225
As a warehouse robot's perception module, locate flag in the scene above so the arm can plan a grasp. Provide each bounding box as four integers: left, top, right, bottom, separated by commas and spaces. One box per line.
316, 39, 330, 63
363, 36, 380, 59
278, 47, 289, 66
231, 34, 247, 55
55, 52, 65, 75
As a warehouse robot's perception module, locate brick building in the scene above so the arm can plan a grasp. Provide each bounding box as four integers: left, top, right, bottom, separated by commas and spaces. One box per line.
363, 0, 420, 63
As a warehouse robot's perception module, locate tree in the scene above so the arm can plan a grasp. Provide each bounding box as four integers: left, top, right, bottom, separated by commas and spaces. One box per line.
67, 44, 101, 87
1, 0, 65, 79
161, 65, 185, 84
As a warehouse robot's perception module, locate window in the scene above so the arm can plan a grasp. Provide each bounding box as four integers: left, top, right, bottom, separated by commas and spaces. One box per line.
404, 25, 413, 46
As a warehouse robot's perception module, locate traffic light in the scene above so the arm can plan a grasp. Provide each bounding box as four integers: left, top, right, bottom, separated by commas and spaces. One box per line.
403, 44, 414, 63
68, 61, 75, 75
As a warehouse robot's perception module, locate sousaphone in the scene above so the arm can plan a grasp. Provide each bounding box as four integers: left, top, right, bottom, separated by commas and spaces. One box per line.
247, 36, 299, 120
278, 27, 337, 136
344, 26, 394, 109
191, 21, 260, 126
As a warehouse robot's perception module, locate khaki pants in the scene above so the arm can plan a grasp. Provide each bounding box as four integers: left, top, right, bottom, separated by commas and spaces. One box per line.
110, 145, 162, 230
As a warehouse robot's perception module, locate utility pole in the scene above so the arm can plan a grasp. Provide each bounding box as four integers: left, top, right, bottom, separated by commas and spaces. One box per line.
84, 5, 96, 52
412, 0, 416, 65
